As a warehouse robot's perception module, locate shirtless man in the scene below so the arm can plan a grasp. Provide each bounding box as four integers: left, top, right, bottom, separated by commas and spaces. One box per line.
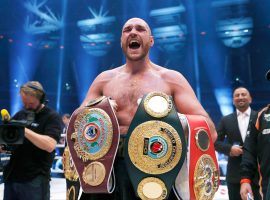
79, 17, 217, 200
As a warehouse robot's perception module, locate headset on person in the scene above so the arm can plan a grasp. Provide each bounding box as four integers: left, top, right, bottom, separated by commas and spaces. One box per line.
21, 83, 47, 104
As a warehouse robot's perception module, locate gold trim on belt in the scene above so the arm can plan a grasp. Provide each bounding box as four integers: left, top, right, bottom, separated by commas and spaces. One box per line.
62, 147, 79, 181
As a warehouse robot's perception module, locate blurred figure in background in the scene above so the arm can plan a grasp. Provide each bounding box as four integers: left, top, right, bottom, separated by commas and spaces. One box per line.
240, 70, 270, 200
62, 114, 71, 134
215, 87, 261, 200
59, 113, 71, 145
53, 113, 71, 170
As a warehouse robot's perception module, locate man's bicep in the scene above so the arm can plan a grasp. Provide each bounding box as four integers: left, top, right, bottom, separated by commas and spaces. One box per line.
174, 91, 206, 116
170, 73, 204, 114
81, 78, 103, 106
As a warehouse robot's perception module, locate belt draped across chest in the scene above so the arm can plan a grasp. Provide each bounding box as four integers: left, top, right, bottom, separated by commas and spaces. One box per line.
124, 92, 187, 200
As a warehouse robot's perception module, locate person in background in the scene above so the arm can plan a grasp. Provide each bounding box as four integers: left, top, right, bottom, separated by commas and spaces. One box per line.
215, 87, 261, 200
53, 113, 71, 171
240, 70, 270, 200
60, 113, 71, 145
62, 113, 70, 133
0, 81, 62, 200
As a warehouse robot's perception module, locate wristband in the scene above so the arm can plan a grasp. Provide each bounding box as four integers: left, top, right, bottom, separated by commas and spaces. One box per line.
240, 178, 251, 184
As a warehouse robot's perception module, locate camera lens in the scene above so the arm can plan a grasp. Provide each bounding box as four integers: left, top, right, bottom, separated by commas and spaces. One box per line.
2, 127, 20, 143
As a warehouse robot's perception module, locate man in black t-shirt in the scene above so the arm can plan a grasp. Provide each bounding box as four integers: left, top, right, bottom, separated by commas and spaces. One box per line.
0, 81, 62, 200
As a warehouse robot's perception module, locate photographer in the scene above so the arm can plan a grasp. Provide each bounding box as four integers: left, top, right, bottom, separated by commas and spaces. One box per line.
0, 81, 62, 200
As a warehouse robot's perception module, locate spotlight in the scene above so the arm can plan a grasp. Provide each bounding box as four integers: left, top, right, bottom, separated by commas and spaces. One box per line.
65, 83, 71, 91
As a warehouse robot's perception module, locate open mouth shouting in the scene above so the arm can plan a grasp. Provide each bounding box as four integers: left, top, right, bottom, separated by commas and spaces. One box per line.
128, 39, 141, 50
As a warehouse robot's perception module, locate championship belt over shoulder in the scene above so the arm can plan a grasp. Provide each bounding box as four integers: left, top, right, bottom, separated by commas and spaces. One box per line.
66, 96, 120, 193
174, 115, 219, 200
125, 92, 187, 200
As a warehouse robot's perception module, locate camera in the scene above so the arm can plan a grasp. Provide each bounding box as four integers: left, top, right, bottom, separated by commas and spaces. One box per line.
0, 124, 25, 145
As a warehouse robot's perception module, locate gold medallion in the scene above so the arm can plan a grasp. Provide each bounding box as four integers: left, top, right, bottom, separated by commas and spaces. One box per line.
86, 96, 106, 107
137, 177, 167, 200
144, 92, 172, 118
195, 129, 210, 152
82, 161, 106, 186
194, 155, 219, 200
128, 120, 182, 174
72, 108, 113, 161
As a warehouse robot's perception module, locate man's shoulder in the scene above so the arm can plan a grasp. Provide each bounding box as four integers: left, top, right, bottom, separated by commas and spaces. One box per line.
97, 66, 123, 79
156, 66, 183, 80
42, 106, 61, 119
221, 112, 236, 120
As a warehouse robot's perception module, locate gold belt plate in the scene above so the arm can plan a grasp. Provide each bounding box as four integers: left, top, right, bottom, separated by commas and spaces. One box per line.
194, 154, 219, 200
137, 177, 167, 200
128, 120, 182, 174
143, 92, 172, 118
82, 161, 106, 186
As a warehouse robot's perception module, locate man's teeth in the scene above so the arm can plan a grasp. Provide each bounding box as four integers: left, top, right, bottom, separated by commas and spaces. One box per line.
130, 40, 138, 44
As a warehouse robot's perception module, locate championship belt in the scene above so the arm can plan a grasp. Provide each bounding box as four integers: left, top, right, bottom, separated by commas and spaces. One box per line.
125, 92, 187, 200
174, 115, 219, 200
66, 96, 120, 193
63, 146, 79, 182
62, 147, 80, 200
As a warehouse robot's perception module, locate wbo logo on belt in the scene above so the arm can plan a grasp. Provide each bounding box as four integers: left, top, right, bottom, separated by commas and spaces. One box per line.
66, 96, 120, 194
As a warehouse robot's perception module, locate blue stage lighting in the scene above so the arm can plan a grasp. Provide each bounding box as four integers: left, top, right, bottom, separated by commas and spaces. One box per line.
23, 0, 64, 49
216, 17, 253, 48
56, 0, 67, 113
77, 6, 116, 57
214, 88, 234, 116
150, 5, 187, 53
10, 50, 36, 115
72, 53, 99, 104
212, 0, 253, 48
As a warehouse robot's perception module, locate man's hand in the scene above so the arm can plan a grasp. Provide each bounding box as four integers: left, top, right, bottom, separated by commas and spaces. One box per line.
230, 145, 243, 157
240, 183, 253, 200
0, 144, 7, 153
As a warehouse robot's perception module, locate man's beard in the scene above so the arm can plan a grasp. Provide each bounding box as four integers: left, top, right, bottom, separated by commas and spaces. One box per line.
123, 44, 150, 61
125, 51, 147, 61
24, 103, 42, 113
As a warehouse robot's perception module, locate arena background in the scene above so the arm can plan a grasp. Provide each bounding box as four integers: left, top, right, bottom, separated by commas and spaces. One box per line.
0, 1, 269, 199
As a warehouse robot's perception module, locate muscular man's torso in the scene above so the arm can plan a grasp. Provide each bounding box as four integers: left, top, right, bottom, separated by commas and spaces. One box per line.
102, 66, 172, 134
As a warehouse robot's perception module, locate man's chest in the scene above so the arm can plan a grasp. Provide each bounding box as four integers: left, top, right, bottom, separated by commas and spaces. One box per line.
102, 79, 171, 111
105, 79, 169, 99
